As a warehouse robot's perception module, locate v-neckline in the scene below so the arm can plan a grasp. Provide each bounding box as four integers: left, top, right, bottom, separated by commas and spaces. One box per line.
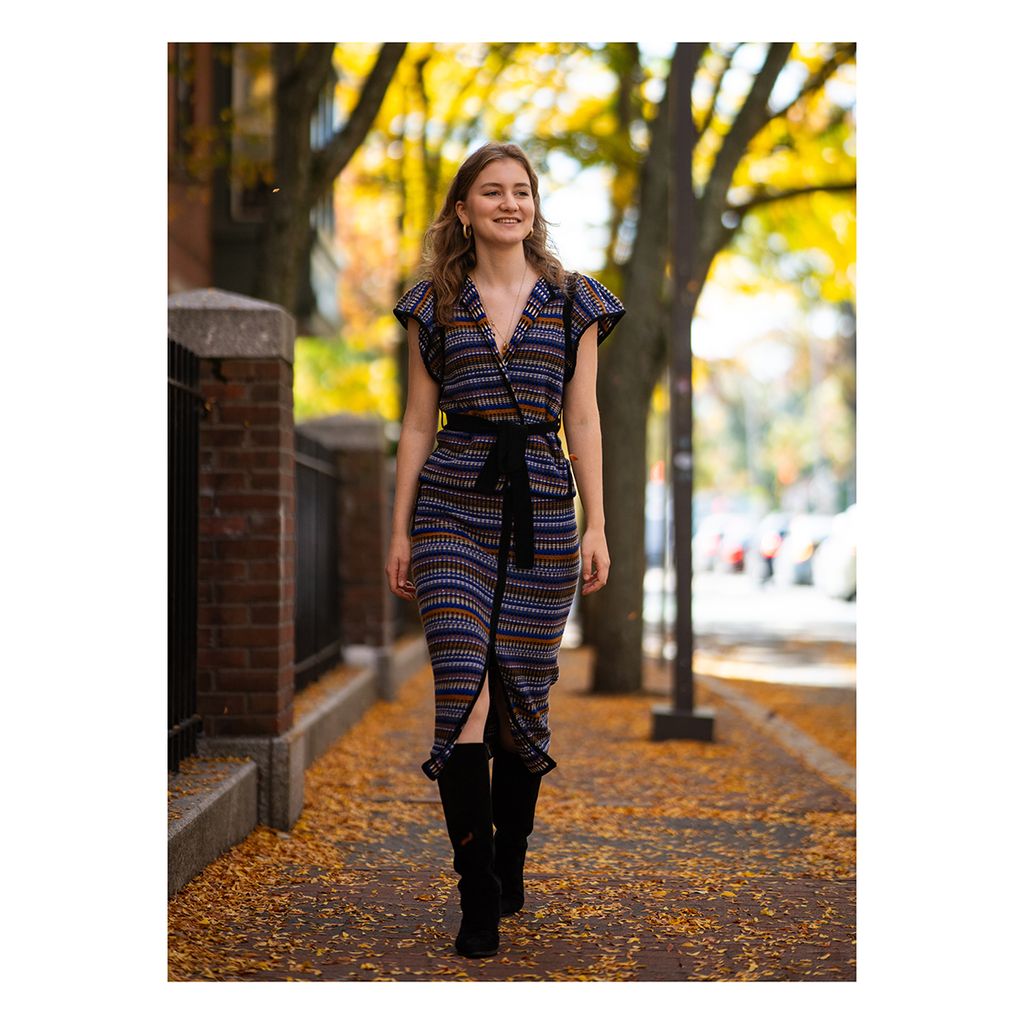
466, 274, 543, 368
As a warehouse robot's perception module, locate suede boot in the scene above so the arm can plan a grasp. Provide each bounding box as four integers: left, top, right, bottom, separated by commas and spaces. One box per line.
436, 742, 501, 957
491, 746, 543, 916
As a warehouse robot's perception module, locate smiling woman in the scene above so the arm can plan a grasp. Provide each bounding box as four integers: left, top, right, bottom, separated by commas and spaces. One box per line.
384, 140, 625, 960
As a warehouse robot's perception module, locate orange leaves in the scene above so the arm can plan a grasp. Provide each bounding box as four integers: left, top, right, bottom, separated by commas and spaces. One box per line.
168, 644, 854, 982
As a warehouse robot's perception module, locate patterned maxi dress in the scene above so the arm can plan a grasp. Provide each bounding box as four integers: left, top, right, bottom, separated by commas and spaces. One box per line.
393, 272, 626, 780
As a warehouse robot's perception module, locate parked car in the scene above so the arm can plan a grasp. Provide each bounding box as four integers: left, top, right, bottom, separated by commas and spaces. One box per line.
692, 512, 734, 573
714, 515, 759, 573
813, 503, 856, 600
772, 513, 835, 586
745, 512, 791, 582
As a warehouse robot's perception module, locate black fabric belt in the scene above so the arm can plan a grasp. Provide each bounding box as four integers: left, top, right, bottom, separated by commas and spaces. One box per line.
441, 411, 562, 570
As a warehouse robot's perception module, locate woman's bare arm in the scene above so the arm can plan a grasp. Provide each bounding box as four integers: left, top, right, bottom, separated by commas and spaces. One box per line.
563, 322, 604, 529
562, 322, 610, 594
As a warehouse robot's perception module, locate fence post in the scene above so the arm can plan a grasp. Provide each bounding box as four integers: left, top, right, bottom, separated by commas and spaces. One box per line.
168, 337, 206, 772
168, 288, 302, 828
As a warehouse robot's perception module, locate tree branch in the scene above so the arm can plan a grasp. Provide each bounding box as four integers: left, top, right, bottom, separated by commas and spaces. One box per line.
696, 43, 792, 254
696, 43, 739, 144
728, 180, 857, 216
699, 180, 857, 282
314, 42, 407, 192
604, 42, 643, 271
765, 43, 856, 126
614, 42, 678, 388
275, 43, 335, 111
297, 43, 337, 106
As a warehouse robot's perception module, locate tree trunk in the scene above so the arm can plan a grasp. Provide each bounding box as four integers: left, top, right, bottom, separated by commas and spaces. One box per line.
255, 44, 327, 310
585, 41, 854, 693
254, 43, 406, 315
588, 47, 677, 694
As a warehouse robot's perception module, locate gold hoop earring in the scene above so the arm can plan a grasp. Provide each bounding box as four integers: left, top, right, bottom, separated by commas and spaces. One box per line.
525, 228, 534, 239
462, 222, 472, 240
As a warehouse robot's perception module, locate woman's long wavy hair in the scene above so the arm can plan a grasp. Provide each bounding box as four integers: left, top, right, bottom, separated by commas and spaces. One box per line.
420, 142, 569, 327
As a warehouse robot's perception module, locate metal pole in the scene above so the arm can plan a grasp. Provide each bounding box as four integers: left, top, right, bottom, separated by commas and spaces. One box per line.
652, 42, 715, 742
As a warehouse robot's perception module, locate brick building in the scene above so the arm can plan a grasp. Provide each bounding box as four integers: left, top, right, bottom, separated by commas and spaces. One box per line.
167, 43, 342, 334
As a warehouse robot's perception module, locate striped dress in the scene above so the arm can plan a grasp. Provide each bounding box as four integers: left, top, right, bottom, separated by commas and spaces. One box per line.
394, 272, 626, 779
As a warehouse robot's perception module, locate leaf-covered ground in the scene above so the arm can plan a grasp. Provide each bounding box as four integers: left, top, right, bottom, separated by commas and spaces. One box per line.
709, 676, 855, 768
690, 635, 856, 766
168, 644, 855, 981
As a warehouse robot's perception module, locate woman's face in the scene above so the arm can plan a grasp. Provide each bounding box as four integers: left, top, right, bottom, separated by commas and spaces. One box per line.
456, 158, 536, 249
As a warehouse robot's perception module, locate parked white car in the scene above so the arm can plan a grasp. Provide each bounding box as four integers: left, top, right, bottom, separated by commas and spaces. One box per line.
813, 503, 856, 601
772, 513, 835, 586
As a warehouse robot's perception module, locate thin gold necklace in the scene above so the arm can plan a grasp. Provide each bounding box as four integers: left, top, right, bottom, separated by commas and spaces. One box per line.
472, 263, 530, 357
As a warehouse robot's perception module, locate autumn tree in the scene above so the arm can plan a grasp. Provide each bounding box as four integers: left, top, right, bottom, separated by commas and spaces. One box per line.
253, 42, 406, 315
314, 43, 855, 703
589, 42, 856, 694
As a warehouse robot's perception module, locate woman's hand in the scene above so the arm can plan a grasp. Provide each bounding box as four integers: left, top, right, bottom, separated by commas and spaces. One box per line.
580, 527, 610, 596
386, 532, 417, 601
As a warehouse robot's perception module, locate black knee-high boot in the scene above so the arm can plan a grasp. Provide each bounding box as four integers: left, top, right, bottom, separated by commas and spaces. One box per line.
491, 745, 543, 916
436, 742, 501, 957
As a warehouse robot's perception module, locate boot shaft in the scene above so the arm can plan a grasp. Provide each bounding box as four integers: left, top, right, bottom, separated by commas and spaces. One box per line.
437, 742, 495, 853
490, 746, 544, 916
491, 746, 543, 838
436, 742, 501, 935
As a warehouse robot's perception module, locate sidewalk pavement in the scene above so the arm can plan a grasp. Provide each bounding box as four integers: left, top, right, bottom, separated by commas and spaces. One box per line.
168, 642, 855, 982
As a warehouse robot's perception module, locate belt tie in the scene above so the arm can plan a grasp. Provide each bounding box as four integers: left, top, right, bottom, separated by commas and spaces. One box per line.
442, 412, 561, 570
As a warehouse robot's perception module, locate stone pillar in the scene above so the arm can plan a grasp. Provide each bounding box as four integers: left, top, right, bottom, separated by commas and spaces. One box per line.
169, 289, 302, 826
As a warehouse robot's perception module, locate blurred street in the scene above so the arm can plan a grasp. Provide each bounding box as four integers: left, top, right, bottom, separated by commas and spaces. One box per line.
640, 567, 855, 650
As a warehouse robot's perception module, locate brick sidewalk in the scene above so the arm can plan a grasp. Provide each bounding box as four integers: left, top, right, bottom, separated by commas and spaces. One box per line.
169, 645, 855, 981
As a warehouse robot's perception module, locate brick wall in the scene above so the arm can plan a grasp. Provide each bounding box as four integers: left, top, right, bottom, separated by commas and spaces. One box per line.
197, 358, 295, 736
169, 289, 298, 741
337, 446, 390, 647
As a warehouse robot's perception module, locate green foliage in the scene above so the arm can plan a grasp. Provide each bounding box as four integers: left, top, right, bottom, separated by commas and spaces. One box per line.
293, 335, 399, 424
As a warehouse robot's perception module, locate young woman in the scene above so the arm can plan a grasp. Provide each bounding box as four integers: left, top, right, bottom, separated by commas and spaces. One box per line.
386, 141, 625, 959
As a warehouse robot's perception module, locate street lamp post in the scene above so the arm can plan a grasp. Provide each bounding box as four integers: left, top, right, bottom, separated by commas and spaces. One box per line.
651, 42, 716, 743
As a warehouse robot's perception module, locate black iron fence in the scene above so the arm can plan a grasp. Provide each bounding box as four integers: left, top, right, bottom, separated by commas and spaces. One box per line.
294, 430, 341, 690
168, 337, 206, 772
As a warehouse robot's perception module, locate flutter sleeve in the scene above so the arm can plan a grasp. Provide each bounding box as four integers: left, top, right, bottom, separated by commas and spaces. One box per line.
564, 273, 626, 384
393, 279, 445, 387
